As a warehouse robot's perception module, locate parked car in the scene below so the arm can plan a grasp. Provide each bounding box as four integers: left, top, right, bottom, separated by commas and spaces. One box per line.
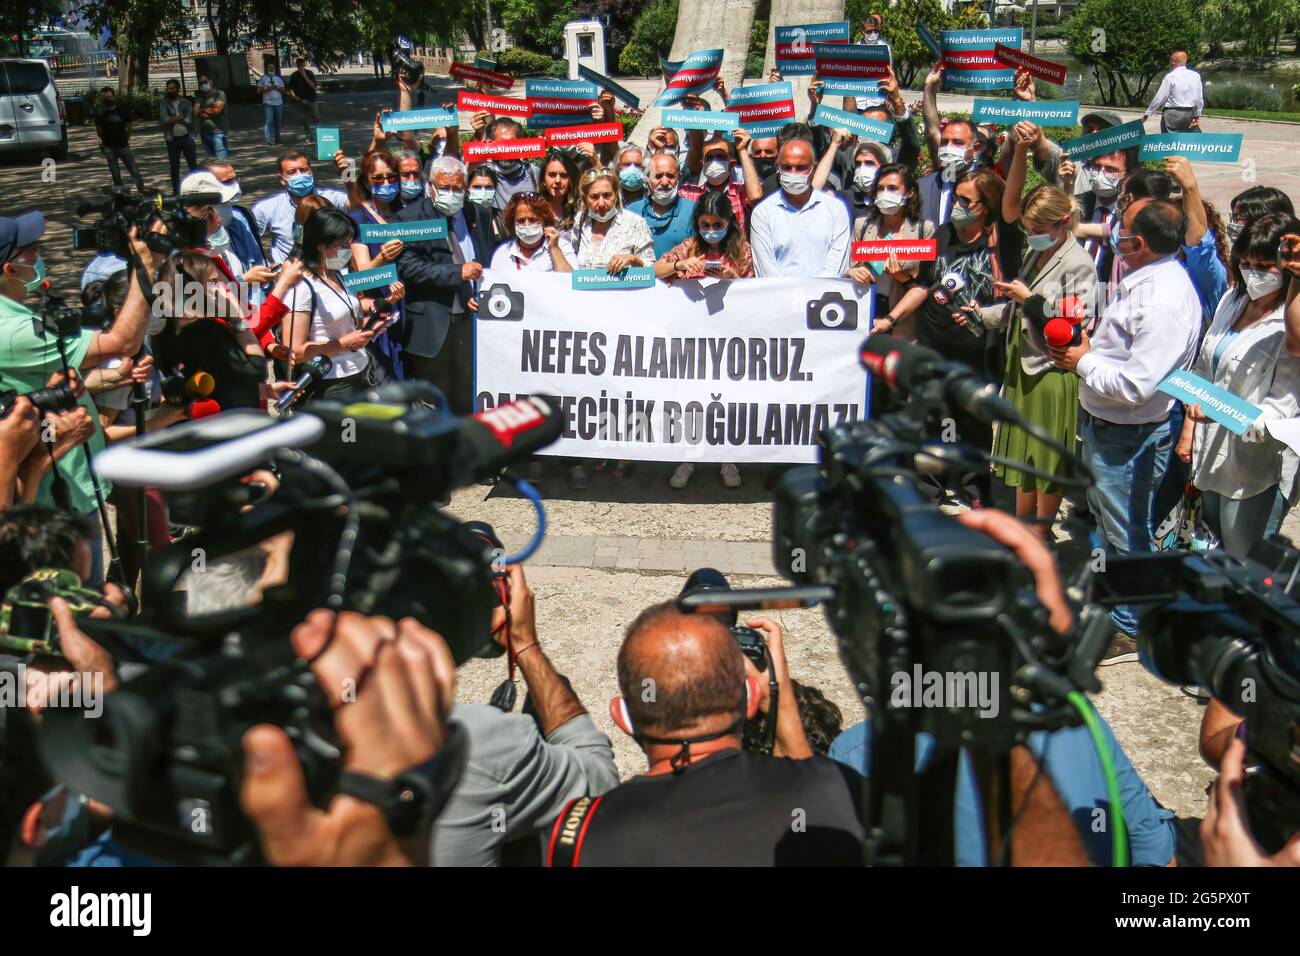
0, 58, 68, 159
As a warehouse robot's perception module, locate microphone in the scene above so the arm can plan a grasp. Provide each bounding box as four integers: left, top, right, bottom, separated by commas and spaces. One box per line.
189, 398, 221, 420
274, 355, 333, 413
1044, 318, 1081, 349
161, 368, 215, 406
454, 396, 564, 484
859, 334, 1024, 426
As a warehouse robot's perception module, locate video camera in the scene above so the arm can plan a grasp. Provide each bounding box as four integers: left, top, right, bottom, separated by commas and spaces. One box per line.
391, 35, 425, 88
72, 186, 219, 259
38, 382, 563, 864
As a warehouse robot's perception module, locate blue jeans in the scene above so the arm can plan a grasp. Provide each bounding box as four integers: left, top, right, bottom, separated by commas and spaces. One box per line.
201, 129, 229, 158
1081, 411, 1173, 634
263, 103, 283, 144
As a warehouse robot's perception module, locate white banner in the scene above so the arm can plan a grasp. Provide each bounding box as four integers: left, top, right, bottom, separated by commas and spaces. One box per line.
473, 272, 874, 463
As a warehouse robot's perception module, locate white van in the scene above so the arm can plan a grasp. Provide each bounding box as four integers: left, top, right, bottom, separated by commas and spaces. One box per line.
0, 58, 68, 159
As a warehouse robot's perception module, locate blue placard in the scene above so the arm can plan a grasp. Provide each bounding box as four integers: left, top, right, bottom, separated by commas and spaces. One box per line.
1059, 119, 1146, 160
341, 263, 399, 292
315, 126, 340, 162
381, 108, 458, 132
525, 78, 598, 100
661, 108, 738, 131
940, 28, 1023, 49
741, 119, 788, 138
971, 99, 1080, 127
1139, 132, 1243, 164
819, 79, 881, 98
775, 21, 851, 74
526, 113, 585, 130
726, 81, 794, 106
653, 48, 725, 107
577, 64, 640, 109
358, 220, 448, 243
1158, 370, 1261, 436
812, 42, 891, 62
810, 104, 893, 143
943, 68, 1017, 91
917, 23, 943, 61
571, 268, 656, 291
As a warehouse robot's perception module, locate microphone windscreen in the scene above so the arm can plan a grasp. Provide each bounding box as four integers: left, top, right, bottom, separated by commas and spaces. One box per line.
189, 399, 221, 420
187, 371, 216, 398
1044, 318, 1075, 349
1057, 295, 1087, 322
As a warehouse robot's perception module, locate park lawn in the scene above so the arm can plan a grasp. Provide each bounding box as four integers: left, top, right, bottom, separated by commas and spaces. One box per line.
1203, 107, 1300, 122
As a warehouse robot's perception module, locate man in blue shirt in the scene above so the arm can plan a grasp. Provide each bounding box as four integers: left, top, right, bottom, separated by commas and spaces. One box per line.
251, 150, 348, 263
627, 152, 696, 259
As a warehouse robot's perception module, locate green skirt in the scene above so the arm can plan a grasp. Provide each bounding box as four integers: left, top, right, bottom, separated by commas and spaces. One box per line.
994, 313, 1078, 494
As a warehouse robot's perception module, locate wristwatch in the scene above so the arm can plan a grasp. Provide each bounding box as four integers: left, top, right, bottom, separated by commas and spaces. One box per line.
334, 720, 468, 837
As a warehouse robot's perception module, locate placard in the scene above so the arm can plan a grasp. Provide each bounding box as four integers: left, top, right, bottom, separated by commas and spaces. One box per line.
810, 104, 893, 143
457, 90, 532, 118
775, 21, 851, 75
341, 263, 399, 292
463, 138, 547, 162
358, 220, 448, 243
449, 61, 515, 89
851, 239, 938, 261
1139, 132, 1243, 164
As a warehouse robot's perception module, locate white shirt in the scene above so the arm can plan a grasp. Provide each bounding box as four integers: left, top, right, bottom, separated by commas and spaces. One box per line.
258, 73, 285, 106
1191, 291, 1300, 499
489, 236, 576, 272
252, 186, 349, 263
284, 273, 370, 378
750, 188, 850, 278
1075, 255, 1201, 424
569, 210, 656, 270
1145, 65, 1203, 117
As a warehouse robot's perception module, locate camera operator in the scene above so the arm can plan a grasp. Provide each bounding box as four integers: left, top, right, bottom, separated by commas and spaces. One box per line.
545, 602, 869, 866
432, 564, 618, 866
0, 211, 159, 575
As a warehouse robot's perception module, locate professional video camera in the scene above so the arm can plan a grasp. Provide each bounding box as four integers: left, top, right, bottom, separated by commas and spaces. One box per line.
39, 382, 562, 864
391, 35, 425, 88
1091, 540, 1300, 853
72, 186, 220, 259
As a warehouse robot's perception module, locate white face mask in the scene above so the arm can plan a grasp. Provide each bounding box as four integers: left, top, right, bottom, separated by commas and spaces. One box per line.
432, 188, 465, 215
1242, 268, 1283, 300
207, 225, 231, 251
588, 205, 617, 222
515, 222, 544, 245
937, 144, 969, 170
853, 165, 879, 192
325, 246, 352, 271
779, 171, 810, 196
651, 185, 678, 205
873, 190, 906, 214
1092, 171, 1121, 200
703, 158, 730, 183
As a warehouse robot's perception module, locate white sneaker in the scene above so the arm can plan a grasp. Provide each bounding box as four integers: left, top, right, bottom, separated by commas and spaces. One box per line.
670, 463, 694, 489
720, 463, 741, 488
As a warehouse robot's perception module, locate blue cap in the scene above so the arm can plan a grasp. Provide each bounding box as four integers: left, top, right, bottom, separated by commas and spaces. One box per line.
0, 210, 45, 264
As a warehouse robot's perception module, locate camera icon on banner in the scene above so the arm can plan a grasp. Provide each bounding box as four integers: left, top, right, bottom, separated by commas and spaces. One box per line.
480, 283, 525, 321
806, 291, 858, 331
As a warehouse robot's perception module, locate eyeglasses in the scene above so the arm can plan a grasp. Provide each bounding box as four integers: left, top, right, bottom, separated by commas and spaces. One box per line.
370, 173, 399, 183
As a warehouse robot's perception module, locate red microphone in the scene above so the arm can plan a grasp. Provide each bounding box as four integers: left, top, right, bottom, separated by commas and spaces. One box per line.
189, 398, 222, 420
1044, 318, 1080, 349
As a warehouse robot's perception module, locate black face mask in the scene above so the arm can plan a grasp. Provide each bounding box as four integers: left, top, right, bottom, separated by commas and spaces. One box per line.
754, 156, 777, 179
494, 159, 522, 178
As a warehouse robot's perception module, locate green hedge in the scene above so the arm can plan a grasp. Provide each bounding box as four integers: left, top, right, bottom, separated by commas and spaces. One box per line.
494, 47, 554, 76
1203, 80, 1283, 112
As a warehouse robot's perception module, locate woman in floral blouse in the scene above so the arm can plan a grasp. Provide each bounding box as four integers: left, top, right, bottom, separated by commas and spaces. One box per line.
569, 167, 656, 273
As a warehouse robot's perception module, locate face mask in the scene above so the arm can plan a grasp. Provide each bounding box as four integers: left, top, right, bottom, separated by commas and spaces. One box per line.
286, 173, 314, 197
651, 185, 678, 205
619, 166, 645, 191
216, 203, 234, 225
780, 171, 810, 196
400, 180, 423, 201
494, 159, 522, 178
700, 226, 728, 245
1227, 219, 1244, 243
937, 144, 969, 171
325, 246, 352, 271
1026, 230, 1056, 252
703, 158, 730, 184
1108, 218, 1126, 255
1242, 268, 1283, 300
16, 256, 46, 293
754, 157, 777, 179
433, 188, 465, 216
864, 31, 881, 43
199, 82, 211, 93
853, 165, 879, 192
874, 190, 906, 214
1092, 171, 1121, 201
949, 203, 980, 228
468, 186, 495, 206
515, 223, 544, 245
223, 180, 242, 204
208, 225, 231, 251
588, 205, 618, 223
372, 182, 400, 202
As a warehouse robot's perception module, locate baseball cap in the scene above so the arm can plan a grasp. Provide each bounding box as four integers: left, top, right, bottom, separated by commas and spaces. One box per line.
0, 210, 46, 265
180, 169, 235, 203
1080, 110, 1123, 130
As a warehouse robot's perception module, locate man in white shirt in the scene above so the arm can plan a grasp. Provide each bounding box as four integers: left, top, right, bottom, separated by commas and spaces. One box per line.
1144, 51, 1203, 133
1050, 199, 1201, 636
257, 64, 287, 145
251, 150, 349, 263
749, 140, 850, 278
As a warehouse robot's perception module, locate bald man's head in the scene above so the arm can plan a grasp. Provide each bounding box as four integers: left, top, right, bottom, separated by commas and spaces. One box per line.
1171, 50, 1188, 66
618, 603, 746, 737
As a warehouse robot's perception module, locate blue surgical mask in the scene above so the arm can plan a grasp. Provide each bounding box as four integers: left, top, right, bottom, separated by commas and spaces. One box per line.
286, 173, 315, 197
1025, 230, 1055, 252
619, 166, 645, 191
19, 256, 46, 293
700, 227, 728, 245
400, 180, 423, 201
208, 225, 231, 251
372, 182, 399, 202
468, 186, 495, 206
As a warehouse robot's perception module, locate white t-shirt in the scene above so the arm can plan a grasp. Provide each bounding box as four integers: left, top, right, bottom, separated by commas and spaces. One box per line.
258, 74, 285, 106
284, 274, 370, 378
489, 236, 576, 272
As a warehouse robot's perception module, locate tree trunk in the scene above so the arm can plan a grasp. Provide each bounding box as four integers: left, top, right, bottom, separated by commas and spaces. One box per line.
207, 0, 229, 56
763, 0, 846, 120
629, 0, 762, 146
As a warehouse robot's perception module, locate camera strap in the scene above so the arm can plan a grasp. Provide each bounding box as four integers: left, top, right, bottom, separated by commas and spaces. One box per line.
546, 795, 605, 867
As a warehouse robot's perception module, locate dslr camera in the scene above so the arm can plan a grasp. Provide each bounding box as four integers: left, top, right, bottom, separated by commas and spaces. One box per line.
0, 381, 78, 420
391, 35, 426, 88
806, 291, 858, 331
0, 569, 110, 657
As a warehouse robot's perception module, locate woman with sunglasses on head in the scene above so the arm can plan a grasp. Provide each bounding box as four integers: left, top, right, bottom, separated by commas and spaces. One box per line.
347, 149, 409, 381
489, 192, 574, 273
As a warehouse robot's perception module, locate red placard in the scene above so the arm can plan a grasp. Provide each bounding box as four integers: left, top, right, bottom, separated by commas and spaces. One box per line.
545, 122, 625, 147
851, 239, 938, 262
449, 61, 515, 90
727, 100, 796, 123
942, 51, 1000, 69
457, 90, 532, 118
463, 138, 547, 162
993, 44, 1067, 86
528, 97, 597, 115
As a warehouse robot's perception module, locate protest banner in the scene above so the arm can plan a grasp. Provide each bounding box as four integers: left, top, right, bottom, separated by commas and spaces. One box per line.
474, 271, 874, 463
810, 104, 893, 143
570, 268, 657, 290
449, 61, 515, 89
380, 107, 458, 132
774, 21, 851, 75
341, 263, 399, 292
463, 138, 547, 162
577, 65, 641, 108
851, 239, 938, 262
1059, 119, 1146, 160
653, 49, 725, 107
1159, 371, 1261, 436
525, 78, 599, 100
1139, 132, 1244, 163
917, 23, 943, 61
544, 122, 625, 147
457, 90, 531, 118
993, 43, 1067, 85
659, 54, 684, 82
940, 28, 1022, 90
813, 42, 892, 79
971, 99, 1079, 127
661, 108, 739, 131
527, 97, 596, 115
315, 126, 340, 162
358, 220, 448, 243
725, 82, 796, 127
819, 79, 881, 98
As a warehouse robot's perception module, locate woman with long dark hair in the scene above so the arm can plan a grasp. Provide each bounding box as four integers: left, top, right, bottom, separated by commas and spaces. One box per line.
654, 189, 753, 281
347, 148, 409, 381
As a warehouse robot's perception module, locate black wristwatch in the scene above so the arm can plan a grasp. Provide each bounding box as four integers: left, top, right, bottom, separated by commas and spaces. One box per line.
335, 720, 468, 837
